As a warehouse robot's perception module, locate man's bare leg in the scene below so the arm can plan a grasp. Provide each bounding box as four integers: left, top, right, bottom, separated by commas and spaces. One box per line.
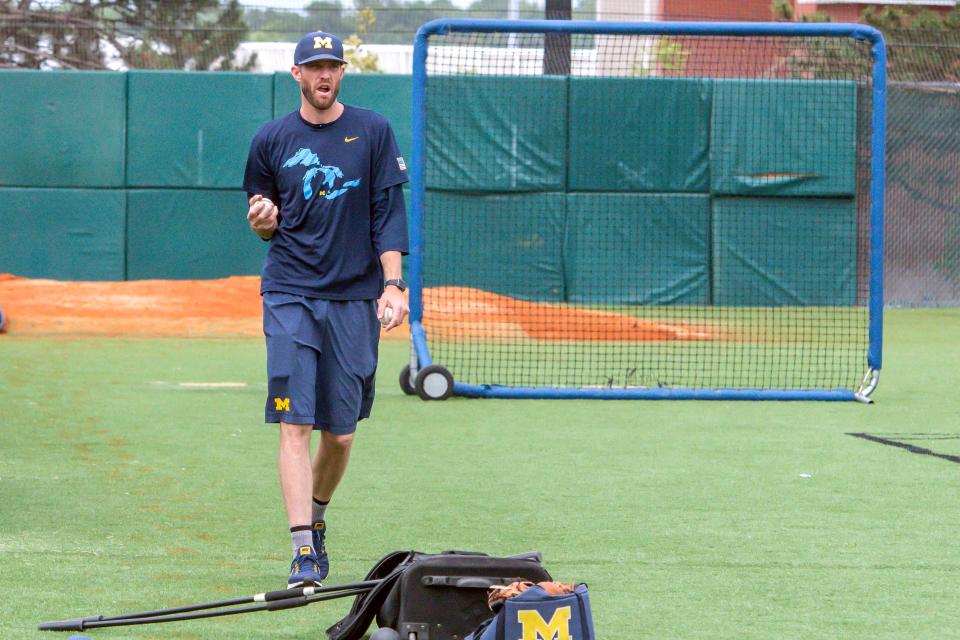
312, 431, 354, 502
279, 422, 314, 527
306, 431, 354, 578
278, 422, 324, 585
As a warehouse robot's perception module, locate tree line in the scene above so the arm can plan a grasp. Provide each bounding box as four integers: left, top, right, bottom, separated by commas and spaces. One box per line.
0, 0, 594, 69
245, 0, 597, 46
3, 0, 956, 76
1, 0, 253, 70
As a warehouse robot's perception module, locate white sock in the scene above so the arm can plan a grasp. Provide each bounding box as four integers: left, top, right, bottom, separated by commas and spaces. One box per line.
312, 498, 329, 524
290, 526, 314, 554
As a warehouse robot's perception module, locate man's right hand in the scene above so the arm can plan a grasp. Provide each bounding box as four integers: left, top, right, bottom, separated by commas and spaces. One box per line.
247, 195, 279, 240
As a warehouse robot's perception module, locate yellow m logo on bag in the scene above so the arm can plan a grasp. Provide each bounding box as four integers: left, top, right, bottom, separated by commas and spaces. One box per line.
274, 397, 290, 412
517, 606, 572, 640
313, 36, 333, 49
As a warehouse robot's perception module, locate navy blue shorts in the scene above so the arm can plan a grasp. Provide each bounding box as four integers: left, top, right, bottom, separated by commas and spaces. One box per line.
263, 292, 379, 434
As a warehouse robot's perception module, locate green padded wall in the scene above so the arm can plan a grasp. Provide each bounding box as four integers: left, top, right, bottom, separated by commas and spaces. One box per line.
0, 71, 126, 188
126, 190, 267, 279
0, 188, 125, 280
712, 197, 856, 306
711, 80, 857, 197
423, 191, 566, 301
273, 73, 412, 162
273, 71, 299, 116
565, 194, 711, 304
568, 78, 712, 193
0, 71, 869, 286
425, 76, 568, 192
127, 72, 273, 188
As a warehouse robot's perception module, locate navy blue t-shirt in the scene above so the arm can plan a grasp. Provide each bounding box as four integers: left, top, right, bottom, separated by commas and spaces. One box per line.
243, 105, 409, 300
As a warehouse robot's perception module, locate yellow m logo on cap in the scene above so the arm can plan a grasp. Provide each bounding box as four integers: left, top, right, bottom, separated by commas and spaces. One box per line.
274, 397, 290, 412
313, 36, 333, 49
517, 606, 572, 640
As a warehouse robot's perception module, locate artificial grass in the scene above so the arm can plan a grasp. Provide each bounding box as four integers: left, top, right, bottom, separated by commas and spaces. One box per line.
1, 307, 958, 639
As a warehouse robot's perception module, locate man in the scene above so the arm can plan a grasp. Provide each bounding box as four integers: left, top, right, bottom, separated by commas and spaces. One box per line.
243, 30, 409, 587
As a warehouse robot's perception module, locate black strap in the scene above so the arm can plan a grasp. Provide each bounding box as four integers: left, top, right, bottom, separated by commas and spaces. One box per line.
495, 604, 506, 640
325, 551, 417, 640
576, 585, 592, 639
327, 550, 502, 640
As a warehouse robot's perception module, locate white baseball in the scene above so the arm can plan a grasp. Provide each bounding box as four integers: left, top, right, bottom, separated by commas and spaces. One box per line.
381, 307, 393, 325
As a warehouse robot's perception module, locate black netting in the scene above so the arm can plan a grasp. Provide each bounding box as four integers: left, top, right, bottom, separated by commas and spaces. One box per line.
418, 29, 876, 391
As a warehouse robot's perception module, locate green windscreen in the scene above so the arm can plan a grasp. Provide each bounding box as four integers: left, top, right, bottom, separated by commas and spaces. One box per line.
712, 197, 857, 306
127, 72, 273, 188
0, 71, 126, 188
711, 79, 857, 197
564, 194, 711, 304
425, 76, 568, 192
423, 191, 566, 301
0, 188, 125, 280
568, 77, 712, 192
126, 190, 266, 280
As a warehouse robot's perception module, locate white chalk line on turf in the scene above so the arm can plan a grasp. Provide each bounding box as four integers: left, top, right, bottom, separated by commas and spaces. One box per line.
177, 382, 248, 388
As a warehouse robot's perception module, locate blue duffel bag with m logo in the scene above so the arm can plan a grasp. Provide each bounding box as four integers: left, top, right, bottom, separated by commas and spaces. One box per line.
466, 582, 595, 640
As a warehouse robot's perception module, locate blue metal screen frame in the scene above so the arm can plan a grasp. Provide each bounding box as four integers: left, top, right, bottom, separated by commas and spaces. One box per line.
409, 18, 886, 401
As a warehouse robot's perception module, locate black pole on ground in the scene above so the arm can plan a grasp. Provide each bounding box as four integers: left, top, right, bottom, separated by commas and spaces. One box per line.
38, 580, 380, 632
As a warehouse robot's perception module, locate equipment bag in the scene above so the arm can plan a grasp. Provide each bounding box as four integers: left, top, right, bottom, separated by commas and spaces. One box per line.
465, 583, 595, 640
327, 550, 551, 640
464, 583, 595, 640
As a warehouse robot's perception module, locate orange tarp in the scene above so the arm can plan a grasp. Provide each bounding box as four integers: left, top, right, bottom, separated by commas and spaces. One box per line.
0, 275, 718, 341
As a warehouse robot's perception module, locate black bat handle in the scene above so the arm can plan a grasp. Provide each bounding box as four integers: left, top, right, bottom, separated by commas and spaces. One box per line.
38, 615, 103, 631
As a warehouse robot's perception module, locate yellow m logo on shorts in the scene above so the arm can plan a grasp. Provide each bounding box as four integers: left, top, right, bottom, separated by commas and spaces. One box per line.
517, 606, 572, 640
274, 397, 290, 412
313, 36, 333, 49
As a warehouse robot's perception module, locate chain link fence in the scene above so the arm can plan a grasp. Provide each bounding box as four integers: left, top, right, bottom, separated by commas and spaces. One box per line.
881, 31, 960, 305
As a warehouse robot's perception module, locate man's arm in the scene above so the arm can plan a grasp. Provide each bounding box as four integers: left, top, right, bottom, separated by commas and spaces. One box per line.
371, 182, 409, 331
380, 250, 403, 282
378, 250, 408, 331
247, 195, 278, 240
243, 128, 280, 240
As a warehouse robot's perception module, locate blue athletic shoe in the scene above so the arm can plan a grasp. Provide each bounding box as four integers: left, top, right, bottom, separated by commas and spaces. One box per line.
313, 520, 329, 580
288, 545, 323, 588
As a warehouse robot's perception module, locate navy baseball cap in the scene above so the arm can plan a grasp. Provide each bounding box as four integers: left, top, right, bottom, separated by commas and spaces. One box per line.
295, 31, 347, 65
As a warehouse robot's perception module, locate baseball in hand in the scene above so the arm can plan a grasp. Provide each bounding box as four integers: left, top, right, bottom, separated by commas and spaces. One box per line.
380, 307, 393, 326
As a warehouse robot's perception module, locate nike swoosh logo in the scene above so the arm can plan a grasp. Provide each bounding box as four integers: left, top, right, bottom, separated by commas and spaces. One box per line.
344, 136, 359, 143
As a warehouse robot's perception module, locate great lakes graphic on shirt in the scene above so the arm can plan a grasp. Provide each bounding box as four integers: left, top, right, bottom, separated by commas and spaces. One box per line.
282, 148, 361, 200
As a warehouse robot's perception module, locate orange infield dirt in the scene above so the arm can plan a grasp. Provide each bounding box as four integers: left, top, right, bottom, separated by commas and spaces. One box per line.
423, 287, 720, 342
0, 275, 719, 341
0, 274, 275, 338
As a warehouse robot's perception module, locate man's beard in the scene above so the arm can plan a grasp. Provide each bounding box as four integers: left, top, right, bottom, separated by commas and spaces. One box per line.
301, 81, 339, 112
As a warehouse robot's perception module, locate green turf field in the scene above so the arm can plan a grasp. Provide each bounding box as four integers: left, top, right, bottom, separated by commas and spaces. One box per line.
2, 308, 959, 639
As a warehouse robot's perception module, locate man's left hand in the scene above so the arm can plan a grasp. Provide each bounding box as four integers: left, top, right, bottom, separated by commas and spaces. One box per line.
377, 286, 408, 331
